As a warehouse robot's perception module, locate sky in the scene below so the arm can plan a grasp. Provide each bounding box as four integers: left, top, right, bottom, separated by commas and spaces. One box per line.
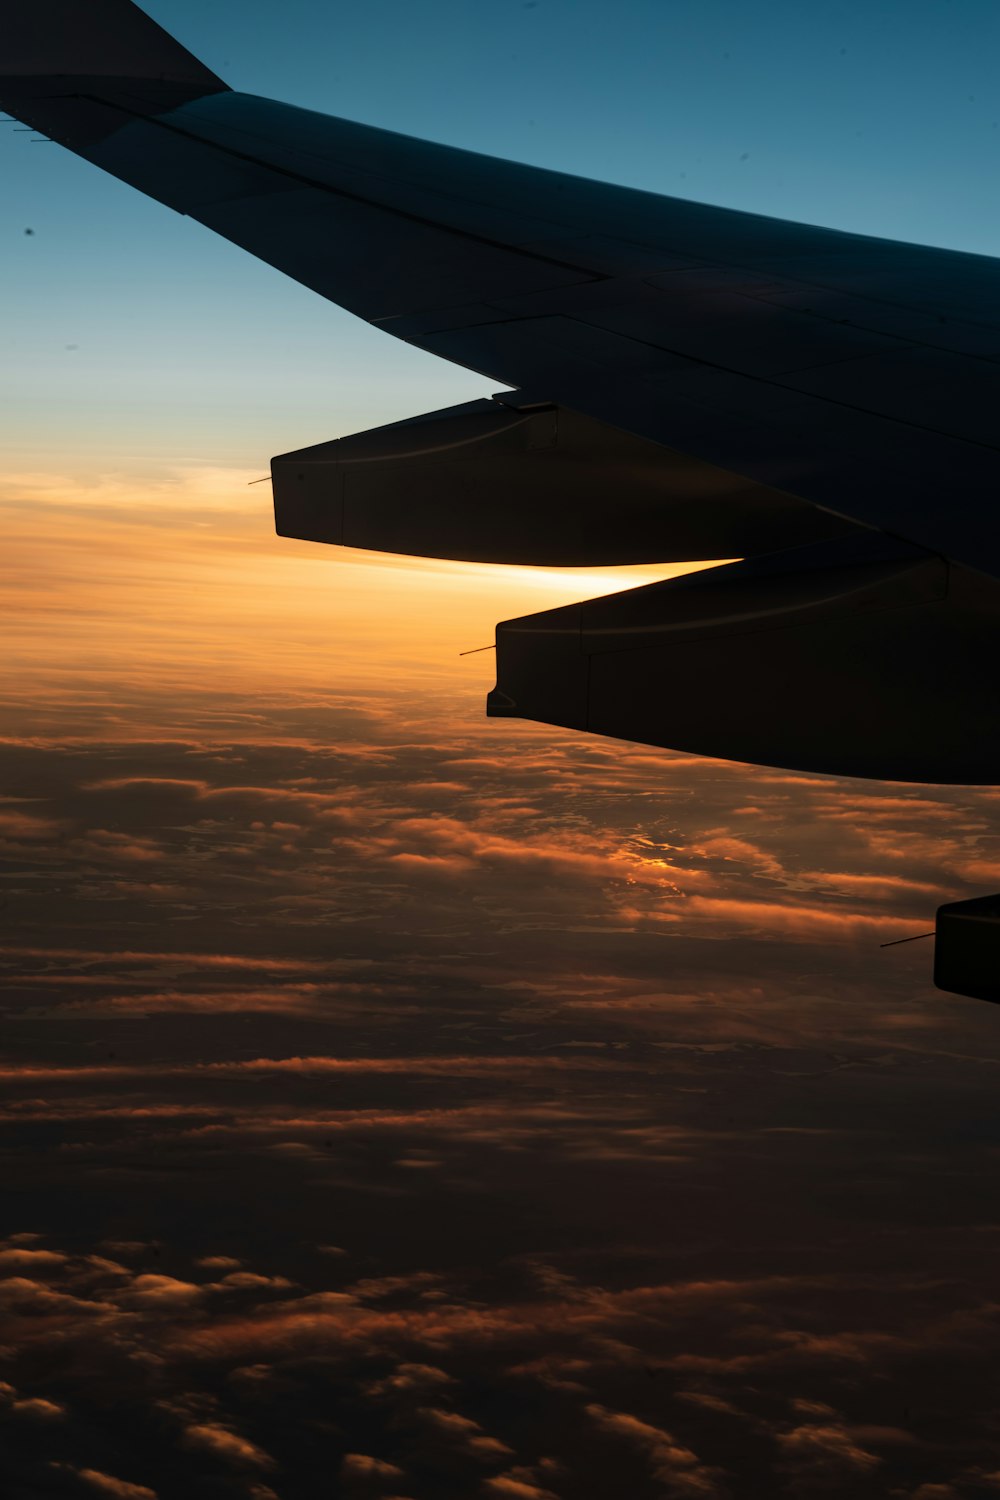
3, 2, 1000, 1498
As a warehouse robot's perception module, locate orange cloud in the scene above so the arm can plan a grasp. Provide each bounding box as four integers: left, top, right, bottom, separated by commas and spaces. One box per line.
72, 1469, 158, 1500
2, 947, 337, 972
691, 834, 786, 878
681, 895, 932, 941
417, 1407, 513, 1459
366, 1363, 454, 1396
586, 1404, 726, 1497
0, 809, 63, 839
341, 1452, 406, 1480
775, 1421, 882, 1477
10, 1396, 66, 1419
213, 1273, 294, 1292
483, 1476, 560, 1500
182, 1422, 276, 1470
0, 1249, 66, 1272
352, 814, 711, 894
0, 1054, 630, 1090
120, 1275, 205, 1309
675, 1392, 742, 1415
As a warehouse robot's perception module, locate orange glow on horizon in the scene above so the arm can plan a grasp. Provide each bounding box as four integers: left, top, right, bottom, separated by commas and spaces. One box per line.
1, 464, 729, 728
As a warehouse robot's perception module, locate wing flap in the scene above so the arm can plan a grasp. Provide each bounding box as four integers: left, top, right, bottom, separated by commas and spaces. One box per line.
488, 537, 1000, 784
272, 398, 853, 566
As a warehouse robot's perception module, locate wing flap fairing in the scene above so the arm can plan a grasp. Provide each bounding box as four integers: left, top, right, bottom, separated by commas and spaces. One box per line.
935, 897, 1000, 1004
272, 398, 855, 566
488, 537, 1000, 784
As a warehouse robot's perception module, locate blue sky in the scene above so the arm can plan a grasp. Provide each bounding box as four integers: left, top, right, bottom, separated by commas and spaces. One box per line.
3, 0, 999, 469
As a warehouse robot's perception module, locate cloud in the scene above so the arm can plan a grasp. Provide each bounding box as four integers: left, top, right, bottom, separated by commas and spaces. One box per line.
0, 1229, 994, 1500
341, 1452, 406, 1480
691, 835, 786, 879
352, 814, 712, 896
675, 1392, 742, 1415
483, 1475, 560, 1500
774, 1422, 882, 1479
0, 1277, 114, 1318
83, 1257, 132, 1279
0, 1055, 629, 1089
0, 1249, 67, 1271
417, 1408, 513, 1459
505, 1354, 592, 1393
790, 1398, 837, 1418
72, 1470, 158, 1500
0, 809, 63, 840
212, 1272, 294, 1292
119, 1275, 204, 1309
366, 1363, 455, 1396
586, 1405, 727, 1497
3, 518, 1000, 1500
10, 1397, 66, 1419
681, 895, 931, 941
800, 870, 947, 899
182, 1422, 276, 1470
349, 1273, 442, 1301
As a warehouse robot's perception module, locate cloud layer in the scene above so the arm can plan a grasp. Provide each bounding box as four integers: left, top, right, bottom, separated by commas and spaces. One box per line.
1, 467, 999, 1496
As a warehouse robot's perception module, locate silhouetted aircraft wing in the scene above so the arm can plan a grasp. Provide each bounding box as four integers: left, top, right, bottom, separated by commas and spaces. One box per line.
4, 0, 1000, 575
4, 0, 1000, 788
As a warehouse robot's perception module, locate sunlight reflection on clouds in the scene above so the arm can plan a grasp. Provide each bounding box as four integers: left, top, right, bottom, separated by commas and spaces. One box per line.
0, 468, 998, 1496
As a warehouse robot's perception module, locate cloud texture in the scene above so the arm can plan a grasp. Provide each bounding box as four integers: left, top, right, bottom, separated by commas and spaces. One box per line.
1, 466, 999, 1496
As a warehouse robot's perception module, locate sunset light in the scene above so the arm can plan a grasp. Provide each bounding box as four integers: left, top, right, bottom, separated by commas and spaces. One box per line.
3, 1, 1000, 1496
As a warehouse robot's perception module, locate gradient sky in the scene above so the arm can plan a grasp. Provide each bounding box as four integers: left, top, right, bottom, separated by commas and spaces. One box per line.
3, 4, 1000, 1499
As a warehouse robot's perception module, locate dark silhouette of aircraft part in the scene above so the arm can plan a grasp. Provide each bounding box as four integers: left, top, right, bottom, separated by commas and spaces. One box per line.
272, 396, 853, 566
935, 896, 1000, 1005
4, 0, 999, 1002
488, 536, 1000, 785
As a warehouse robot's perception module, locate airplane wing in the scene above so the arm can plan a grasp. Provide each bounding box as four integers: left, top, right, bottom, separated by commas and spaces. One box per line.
4, 0, 1000, 783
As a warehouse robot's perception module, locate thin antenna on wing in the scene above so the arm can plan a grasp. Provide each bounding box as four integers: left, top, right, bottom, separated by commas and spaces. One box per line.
459, 644, 496, 657
248, 476, 272, 485
879, 931, 935, 949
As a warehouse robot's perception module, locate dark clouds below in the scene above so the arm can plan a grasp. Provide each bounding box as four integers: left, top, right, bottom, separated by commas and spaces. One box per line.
2, 683, 1000, 1500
